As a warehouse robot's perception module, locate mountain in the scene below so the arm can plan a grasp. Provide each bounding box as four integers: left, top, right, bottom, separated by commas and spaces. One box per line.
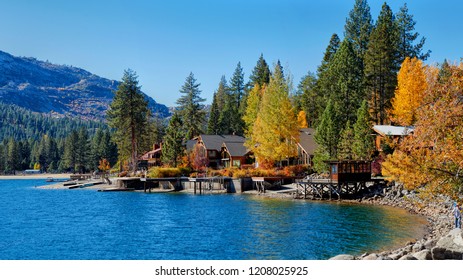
0, 50, 170, 121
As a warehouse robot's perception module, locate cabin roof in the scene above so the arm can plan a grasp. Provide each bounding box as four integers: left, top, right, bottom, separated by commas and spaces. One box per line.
298, 128, 318, 155
373, 125, 414, 137
199, 134, 246, 151
222, 142, 249, 157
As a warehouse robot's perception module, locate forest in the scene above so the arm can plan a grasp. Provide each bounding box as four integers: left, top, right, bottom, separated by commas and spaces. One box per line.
0, 1, 462, 199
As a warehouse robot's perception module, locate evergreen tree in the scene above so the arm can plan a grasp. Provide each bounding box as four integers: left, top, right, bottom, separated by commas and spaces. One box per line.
344, 0, 373, 61
76, 128, 90, 173
6, 138, 19, 174
353, 100, 374, 160
296, 72, 318, 127
338, 121, 355, 160
207, 92, 220, 134
316, 34, 341, 116
249, 54, 270, 87
176, 72, 206, 140
162, 113, 185, 167
90, 128, 104, 171
315, 99, 339, 159
326, 39, 364, 125
317, 34, 341, 77
364, 3, 400, 124
107, 69, 149, 173
63, 130, 79, 173
228, 62, 246, 135
396, 3, 430, 62
45, 136, 59, 172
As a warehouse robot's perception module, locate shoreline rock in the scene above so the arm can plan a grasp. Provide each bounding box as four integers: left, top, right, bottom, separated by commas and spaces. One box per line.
329, 184, 461, 260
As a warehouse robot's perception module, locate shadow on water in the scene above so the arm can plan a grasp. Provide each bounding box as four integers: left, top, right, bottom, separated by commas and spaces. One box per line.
0, 180, 426, 260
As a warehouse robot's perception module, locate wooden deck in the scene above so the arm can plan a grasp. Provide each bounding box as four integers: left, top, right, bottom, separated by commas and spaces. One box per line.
294, 178, 376, 200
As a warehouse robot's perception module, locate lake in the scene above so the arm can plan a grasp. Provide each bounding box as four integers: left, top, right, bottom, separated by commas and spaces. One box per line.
0, 179, 426, 260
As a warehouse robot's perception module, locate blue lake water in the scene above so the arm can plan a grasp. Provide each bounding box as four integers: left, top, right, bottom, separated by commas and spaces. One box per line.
0, 179, 426, 260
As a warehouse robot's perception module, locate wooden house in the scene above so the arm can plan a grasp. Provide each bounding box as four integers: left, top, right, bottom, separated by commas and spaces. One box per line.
195, 135, 251, 169
295, 128, 318, 166
139, 143, 162, 168
326, 160, 371, 183
373, 125, 414, 152
221, 141, 249, 168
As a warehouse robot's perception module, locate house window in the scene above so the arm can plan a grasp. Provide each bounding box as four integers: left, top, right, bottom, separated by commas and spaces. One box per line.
208, 150, 217, 158
233, 160, 241, 168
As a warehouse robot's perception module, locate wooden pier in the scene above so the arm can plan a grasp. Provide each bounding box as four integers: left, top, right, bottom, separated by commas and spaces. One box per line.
188, 177, 230, 194
294, 160, 377, 200
251, 176, 303, 193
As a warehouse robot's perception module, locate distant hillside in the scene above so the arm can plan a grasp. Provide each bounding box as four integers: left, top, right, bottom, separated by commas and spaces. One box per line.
0, 50, 170, 121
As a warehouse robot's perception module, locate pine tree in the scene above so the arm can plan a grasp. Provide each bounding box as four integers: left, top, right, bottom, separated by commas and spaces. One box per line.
296, 72, 318, 127
177, 72, 206, 140
211, 76, 229, 134
344, 0, 373, 61
338, 121, 355, 160
325, 39, 364, 125
315, 99, 339, 159
364, 3, 400, 125
316, 34, 341, 115
6, 138, 19, 174
249, 54, 270, 87
229, 62, 246, 135
317, 34, 341, 77
353, 100, 374, 160
63, 130, 79, 173
162, 112, 185, 167
107, 69, 149, 173
207, 92, 220, 134
76, 128, 90, 174
396, 3, 430, 62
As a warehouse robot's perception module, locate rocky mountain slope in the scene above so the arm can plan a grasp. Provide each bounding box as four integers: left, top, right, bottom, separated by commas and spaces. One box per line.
0, 50, 169, 121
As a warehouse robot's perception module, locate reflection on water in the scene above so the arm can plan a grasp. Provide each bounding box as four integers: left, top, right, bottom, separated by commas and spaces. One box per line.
0, 180, 426, 260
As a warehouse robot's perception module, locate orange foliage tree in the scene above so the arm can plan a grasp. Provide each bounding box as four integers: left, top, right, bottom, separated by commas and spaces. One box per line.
390, 57, 427, 125
297, 110, 309, 128
382, 62, 463, 198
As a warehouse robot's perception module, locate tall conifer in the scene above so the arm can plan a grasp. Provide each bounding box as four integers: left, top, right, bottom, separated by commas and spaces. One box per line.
364, 3, 400, 124
176, 72, 206, 140
107, 69, 149, 173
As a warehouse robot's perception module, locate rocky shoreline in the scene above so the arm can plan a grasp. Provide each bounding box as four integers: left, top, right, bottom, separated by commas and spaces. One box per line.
330, 183, 463, 260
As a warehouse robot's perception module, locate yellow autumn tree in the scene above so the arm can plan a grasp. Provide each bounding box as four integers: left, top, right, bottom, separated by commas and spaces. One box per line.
297, 110, 308, 128
390, 57, 427, 126
383, 62, 463, 199
246, 64, 299, 168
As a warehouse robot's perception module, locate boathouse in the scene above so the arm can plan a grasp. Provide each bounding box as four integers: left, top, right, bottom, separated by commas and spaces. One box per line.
326, 160, 371, 183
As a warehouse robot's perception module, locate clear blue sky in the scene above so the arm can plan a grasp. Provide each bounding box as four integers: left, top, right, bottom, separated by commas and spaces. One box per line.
1, 0, 461, 107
